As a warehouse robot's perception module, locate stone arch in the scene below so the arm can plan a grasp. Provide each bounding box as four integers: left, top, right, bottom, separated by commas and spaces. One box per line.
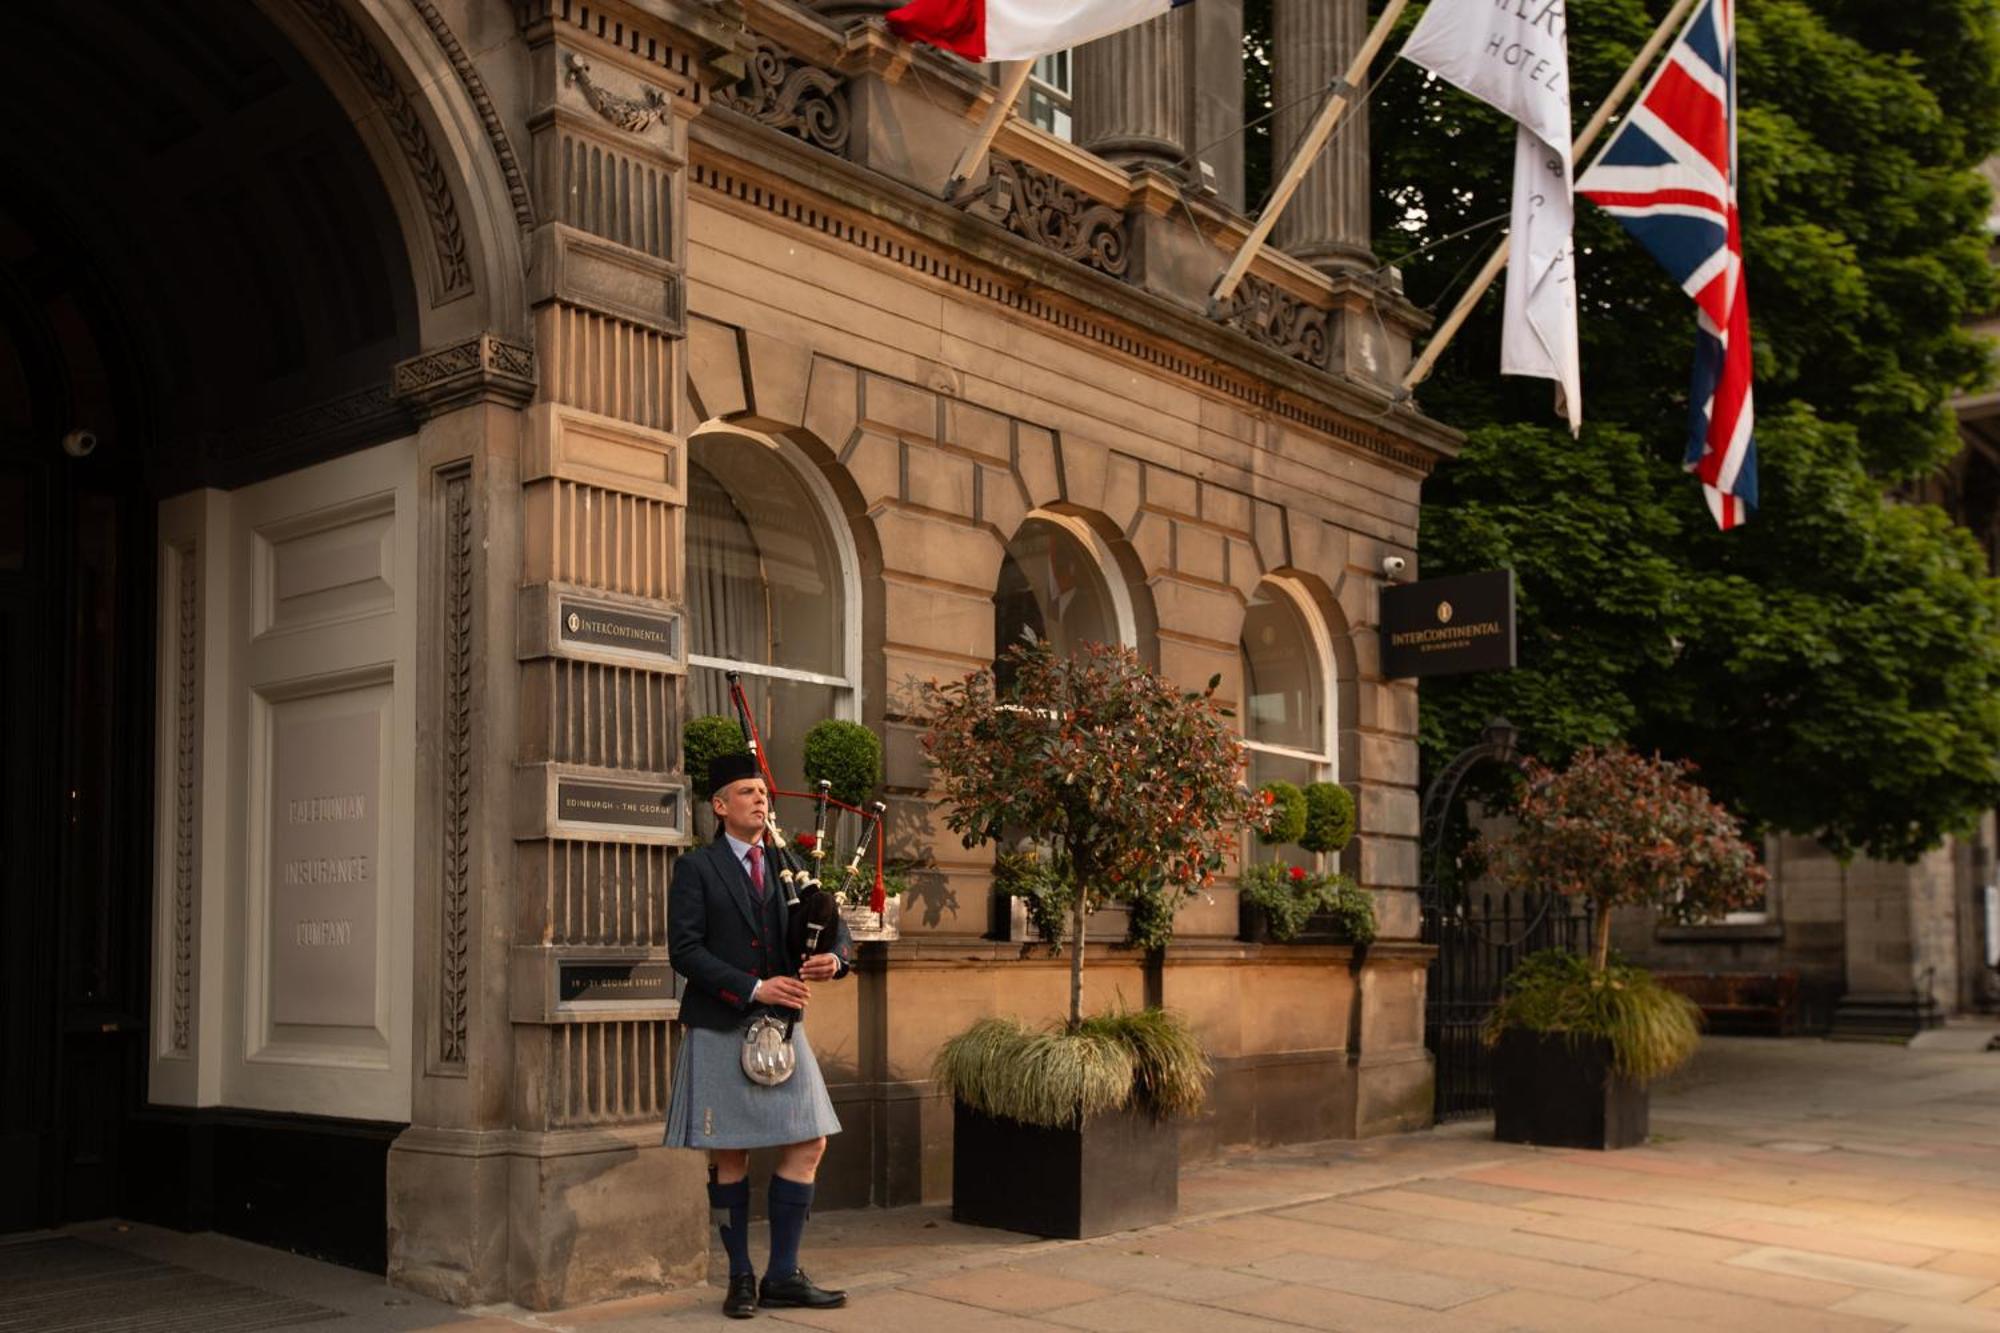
255, 0, 531, 347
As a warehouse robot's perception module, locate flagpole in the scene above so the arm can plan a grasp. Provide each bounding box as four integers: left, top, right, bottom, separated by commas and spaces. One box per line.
1208, 0, 1412, 310
943, 60, 1035, 201
1399, 0, 1702, 393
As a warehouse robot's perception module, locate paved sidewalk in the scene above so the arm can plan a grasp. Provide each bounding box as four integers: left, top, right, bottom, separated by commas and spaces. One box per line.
36, 1024, 2000, 1332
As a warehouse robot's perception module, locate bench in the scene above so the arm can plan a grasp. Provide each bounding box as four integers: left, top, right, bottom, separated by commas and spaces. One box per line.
1653, 970, 1800, 1036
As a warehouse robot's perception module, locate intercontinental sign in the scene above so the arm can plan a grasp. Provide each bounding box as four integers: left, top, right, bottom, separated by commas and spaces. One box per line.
1381, 569, 1517, 679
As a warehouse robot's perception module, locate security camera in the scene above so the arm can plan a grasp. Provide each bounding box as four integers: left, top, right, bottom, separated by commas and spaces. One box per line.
1381, 554, 1408, 579
61, 429, 98, 459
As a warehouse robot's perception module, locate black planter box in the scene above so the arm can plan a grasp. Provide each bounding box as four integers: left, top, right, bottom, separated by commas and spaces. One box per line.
1491, 1028, 1650, 1150
951, 1100, 1178, 1238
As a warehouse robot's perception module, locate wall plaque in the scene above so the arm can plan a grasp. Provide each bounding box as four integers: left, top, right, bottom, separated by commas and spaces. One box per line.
518, 764, 691, 843
517, 583, 688, 674
268, 702, 382, 1027
558, 960, 676, 1007
1382, 570, 1517, 679
560, 597, 681, 663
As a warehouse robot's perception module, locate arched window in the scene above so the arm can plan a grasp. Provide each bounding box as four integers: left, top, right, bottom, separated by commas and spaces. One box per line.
686, 431, 857, 789
1241, 579, 1335, 865
992, 514, 1131, 685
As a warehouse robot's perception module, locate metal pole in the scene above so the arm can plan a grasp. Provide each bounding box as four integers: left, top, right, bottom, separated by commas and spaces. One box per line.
1208, 0, 1412, 309
1400, 0, 1703, 392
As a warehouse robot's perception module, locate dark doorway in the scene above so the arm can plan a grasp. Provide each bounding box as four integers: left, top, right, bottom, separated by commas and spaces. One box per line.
0, 0, 420, 1242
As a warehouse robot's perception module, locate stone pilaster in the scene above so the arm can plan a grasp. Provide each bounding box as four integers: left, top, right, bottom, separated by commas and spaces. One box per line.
387, 1, 751, 1310
1075, 9, 1190, 174
1271, 0, 1371, 272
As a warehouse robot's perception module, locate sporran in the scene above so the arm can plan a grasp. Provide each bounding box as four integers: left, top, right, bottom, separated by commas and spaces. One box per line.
739, 1013, 796, 1086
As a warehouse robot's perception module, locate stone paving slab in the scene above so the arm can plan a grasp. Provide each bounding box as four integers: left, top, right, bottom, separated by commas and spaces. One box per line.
46, 1026, 2000, 1333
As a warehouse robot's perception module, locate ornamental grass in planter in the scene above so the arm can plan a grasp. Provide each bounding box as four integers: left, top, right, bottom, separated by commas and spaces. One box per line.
1480, 747, 1766, 1149
920, 639, 1260, 1237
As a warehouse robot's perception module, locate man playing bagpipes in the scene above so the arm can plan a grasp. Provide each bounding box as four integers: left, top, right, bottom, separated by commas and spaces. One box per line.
664, 727, 857, 1318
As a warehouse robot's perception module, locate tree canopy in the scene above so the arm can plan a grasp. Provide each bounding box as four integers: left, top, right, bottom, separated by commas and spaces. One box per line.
1371, 0, 2000, 861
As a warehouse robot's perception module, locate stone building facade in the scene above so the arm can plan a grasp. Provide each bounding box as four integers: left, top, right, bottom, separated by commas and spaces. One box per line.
0, 0, 1456, 1309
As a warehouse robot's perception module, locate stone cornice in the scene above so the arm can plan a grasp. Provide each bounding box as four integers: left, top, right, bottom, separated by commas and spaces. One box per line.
689, 114, 1462, 471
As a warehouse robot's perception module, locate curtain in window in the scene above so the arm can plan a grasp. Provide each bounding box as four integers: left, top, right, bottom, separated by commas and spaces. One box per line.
687, 461, 763, 721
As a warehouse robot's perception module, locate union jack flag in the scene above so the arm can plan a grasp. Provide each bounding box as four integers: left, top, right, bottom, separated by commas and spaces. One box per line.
1578, 0, 1756, 530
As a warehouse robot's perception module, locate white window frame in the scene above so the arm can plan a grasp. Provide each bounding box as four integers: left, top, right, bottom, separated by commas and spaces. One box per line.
685, 428, 862, 724
1012, 508, 1137, 650
1024, 50, 1073, 142
1241, 576, 1338, 867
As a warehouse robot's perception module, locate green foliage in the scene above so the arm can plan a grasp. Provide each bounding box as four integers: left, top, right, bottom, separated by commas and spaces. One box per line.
1238, 863, 1376, 944
1257, 781, 1307, 845
1482, 951, 1704, 1086
1378, 0, 2000, 861
683, 714, 748, 800
1483, 748, 1768, 969
1300, 782, 1357, 855
934, 1009, 1210, 1128
818, 859, 915, 907
934, 1017, 1134, 1128
994, 848, 1076, 951
802, 719, 882, 806
922, 639, 1258, 1024
1076, 1008, 1211, 1119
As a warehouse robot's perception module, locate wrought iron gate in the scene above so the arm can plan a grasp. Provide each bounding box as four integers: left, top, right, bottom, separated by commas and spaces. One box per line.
1417, 720, 1593, 1121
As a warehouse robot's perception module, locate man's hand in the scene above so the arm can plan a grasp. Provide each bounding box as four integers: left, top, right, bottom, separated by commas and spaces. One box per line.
799, 953, 840, 981
756, 976, 811, 1008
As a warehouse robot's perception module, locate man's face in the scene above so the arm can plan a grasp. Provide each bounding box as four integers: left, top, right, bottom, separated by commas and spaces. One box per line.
712, 777, 769, 841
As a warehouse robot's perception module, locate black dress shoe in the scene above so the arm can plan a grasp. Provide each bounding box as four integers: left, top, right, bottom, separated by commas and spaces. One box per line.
723, 1272, 759, 1318
759, 1268, 847, 1309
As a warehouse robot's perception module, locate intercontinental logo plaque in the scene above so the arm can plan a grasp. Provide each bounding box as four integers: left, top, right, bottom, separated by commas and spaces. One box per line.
268, 704, 382, 1027
518, 583, 686, 674
1382, 570, 1517, 679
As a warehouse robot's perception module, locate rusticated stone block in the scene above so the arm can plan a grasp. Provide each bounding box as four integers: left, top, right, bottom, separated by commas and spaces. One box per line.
505, 1140, 708, 1309
1058, 434, 1108, 511
803, 357, 860, 452
840, 429, 901, 506
1104, 453, 1143, 531
1357, 835, 1419, 891
685, 317, 746, 422
1017, 423, 1060, 506
902, 445, 976, 519
978, 463, 1028, 539
1360, 784, 1420, 838
871, 506, 1004, 589
1253, 499, 1289, 572
1175, 522, 1227, 585
945, 399, 1012, 463
1145, 465, 1199, 518
1151, 577, 1244, 642
882, 576, 994, 659
862, 372, 939, 441
742, 329, 810, 431
1201, 481, 1252, 535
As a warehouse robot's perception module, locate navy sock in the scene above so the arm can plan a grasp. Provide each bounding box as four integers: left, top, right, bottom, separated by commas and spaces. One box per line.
708, 1177, 753, 1278
766, 1175, 814, 1281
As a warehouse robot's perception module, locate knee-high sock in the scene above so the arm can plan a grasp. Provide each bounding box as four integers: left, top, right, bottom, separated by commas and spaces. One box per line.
767, 1175, 814, 1280
708, 1177, 753, 1277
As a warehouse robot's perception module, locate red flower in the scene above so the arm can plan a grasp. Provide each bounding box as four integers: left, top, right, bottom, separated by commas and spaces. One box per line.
1288, 866, 1307, 882
795, 833, 817, 852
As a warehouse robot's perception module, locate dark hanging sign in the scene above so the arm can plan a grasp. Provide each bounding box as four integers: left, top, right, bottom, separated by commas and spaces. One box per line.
1381, 570, 1516, 679
558, 960, 676, 1007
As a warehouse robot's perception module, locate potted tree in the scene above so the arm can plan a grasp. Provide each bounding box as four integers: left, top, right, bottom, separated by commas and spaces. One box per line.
1480, 747, 1767, 1149
921, 639, 1259, 1237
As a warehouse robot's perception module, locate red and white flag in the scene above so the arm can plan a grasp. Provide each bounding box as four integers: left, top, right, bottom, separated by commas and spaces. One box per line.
886, 0, 1195, 63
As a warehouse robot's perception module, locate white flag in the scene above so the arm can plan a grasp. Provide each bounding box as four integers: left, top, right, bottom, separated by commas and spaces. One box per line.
1401, 0, 1582, 433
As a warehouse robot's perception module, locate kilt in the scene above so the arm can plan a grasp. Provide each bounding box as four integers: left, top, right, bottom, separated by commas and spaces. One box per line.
664, 1020, 842, 1150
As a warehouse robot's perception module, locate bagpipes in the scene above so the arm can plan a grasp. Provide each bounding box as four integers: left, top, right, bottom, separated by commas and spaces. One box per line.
724, 672, 888, 979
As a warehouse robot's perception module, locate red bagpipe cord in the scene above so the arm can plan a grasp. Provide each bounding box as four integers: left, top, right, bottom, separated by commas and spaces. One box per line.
728, 681, 887, 913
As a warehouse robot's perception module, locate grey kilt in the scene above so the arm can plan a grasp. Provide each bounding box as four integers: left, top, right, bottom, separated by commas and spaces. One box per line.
664, 1021, 842, 1150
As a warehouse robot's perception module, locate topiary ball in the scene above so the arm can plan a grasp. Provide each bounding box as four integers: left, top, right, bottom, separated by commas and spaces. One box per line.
1301, 781, 1357, 854
1257, 780, 1307, 845
803, 718, 882, 806
683, 714, 748, 799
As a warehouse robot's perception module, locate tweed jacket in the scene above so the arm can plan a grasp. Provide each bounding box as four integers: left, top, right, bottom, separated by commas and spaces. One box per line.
668, 835, 853, 1032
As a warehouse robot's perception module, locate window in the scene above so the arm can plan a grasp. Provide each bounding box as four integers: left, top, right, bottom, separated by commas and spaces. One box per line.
1025, 51, 1073, 141
1241, 580, 1335, 866
992, 514, 1130, 685
686, 432, 857, 791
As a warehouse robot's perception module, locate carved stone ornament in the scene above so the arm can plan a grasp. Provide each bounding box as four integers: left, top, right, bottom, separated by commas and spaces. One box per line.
410, 0, 533, 235
290, 0, 472, 297
393, 333, 537, 417
956, 155, 1129, 278
566, 53, 670, 134
438, 467, 474, 1067
716, 41, 851, 154
170, 544, 198, 1055
1219, 272, 1333, 371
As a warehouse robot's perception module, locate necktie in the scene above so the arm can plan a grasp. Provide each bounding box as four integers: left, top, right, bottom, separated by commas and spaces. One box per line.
746, 844, 765, 900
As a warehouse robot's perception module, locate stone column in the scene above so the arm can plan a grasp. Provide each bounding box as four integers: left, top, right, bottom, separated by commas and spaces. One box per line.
1075, 9, 1190, 173
1271, 0, 1371, 272
387, 2, 751, 1309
